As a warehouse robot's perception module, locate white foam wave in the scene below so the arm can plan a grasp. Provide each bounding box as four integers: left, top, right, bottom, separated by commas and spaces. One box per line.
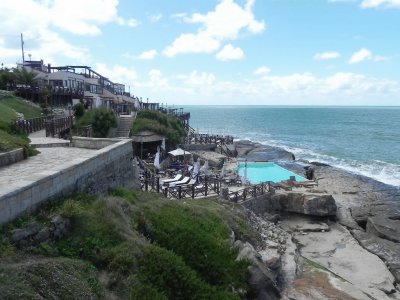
252, 138, 400, 187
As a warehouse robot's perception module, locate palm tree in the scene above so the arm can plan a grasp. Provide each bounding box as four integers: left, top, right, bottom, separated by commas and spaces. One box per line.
13, 67, 38, 100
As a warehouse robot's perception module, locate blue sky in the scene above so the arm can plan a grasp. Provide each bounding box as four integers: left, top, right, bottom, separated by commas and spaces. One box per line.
0, 0, 399, 105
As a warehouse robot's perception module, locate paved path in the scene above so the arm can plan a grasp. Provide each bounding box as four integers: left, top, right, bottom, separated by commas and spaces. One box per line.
28, 130, 69, 147
0, 147, 96, 197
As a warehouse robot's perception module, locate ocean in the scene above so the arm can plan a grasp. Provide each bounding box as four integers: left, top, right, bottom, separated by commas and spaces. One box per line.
183, 106, 400, 187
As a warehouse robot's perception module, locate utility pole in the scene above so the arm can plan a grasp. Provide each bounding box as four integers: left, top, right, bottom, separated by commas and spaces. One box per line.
20, 33, 25, 64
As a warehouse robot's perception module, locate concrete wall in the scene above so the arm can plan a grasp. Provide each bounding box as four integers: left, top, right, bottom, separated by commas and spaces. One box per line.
72, 137, 127, 150
0, 139, 138, 226
0, 148, 24, 168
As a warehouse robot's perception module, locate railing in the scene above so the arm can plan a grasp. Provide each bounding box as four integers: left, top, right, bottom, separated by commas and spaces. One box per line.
184, 133, 234, 145
12, 115, 53, 134
227, 182, 272, 203
45, 116, 73, 138
76, 125, 93, 137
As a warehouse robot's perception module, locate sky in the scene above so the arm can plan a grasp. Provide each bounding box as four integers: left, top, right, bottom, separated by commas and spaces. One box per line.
0, 0, 399, 105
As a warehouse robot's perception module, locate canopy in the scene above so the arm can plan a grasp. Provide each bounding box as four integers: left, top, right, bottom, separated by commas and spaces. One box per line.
168, 148, 191, 157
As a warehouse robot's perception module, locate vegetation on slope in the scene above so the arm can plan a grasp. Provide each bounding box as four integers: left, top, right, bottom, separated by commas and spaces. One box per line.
132, 110, 187, 144
76, 107, 117, 138
0, 93, 41, 154
0, 189, 259, 299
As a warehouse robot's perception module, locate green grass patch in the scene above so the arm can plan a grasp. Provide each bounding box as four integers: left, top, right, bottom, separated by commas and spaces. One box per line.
108, 187, 138, 204
132, 110, 186, 144
0, 95, 41, 119
138, 200, 250, 290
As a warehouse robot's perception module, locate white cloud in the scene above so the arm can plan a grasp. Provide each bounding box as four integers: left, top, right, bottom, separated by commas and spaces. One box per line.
216, 44, 244, 61
95, 63, 138, 87
314, 51, 341, 60
150, 14, 163, 23
179, 71, 216, 85
360, 0, 400, 8
254, 66, 271, 75
164, 33, 220, 57
0, 0, 137, 66
136, 50, 158, 60
164, 0, 265, 57
348, 48, 372, 64
348, 48, 388, 64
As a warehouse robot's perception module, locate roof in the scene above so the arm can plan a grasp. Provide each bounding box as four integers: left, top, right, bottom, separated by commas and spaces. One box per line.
131, 130, 166, 143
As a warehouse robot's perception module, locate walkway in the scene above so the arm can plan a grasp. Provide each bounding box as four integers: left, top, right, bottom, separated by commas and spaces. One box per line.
28, 130, 70, 147
0, 147, 96, 198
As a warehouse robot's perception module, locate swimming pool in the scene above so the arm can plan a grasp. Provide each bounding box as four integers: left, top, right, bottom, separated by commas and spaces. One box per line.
237, 162, 307, 184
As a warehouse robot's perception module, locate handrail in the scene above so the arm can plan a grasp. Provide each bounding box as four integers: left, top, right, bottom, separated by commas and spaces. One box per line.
12, 115, 54, 134
227, 181, 272, 203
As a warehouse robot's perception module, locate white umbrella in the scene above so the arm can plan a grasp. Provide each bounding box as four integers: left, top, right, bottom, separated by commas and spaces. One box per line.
200, 160, 209, 176
192, 160, 200, 179
168, 148, 191, 156
220, 164, 226, 178
154, 151, 160, 170
161, 138, 166, 151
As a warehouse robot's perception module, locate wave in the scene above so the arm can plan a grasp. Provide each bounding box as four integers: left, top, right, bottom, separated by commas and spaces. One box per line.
237, 136, 400, 187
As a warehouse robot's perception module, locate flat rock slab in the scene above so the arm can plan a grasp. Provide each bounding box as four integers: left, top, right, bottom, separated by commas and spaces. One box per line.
352, 229, 400, 283
295, 223, 397, 297
367, 215, 400, 243
234, 140, 295, 161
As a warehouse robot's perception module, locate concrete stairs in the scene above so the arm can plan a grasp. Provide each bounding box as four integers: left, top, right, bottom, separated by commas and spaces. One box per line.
115, 113, 136, 138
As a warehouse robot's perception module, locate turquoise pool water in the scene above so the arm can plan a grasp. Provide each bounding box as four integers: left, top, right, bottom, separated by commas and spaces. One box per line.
237, 162, 307, 184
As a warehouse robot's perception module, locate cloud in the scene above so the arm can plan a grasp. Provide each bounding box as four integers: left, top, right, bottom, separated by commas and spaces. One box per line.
216, 44, 244, 61
150, 14, 163, 23
0, 0, 135, 65
254, 66, 271, 75
314, 51, 341, 60
348, 48, 388, 64
178, 71, 216, 85
94, 63, 138, 87
348, 48, 372, 63
136, 50, 158, 60
164, 0, 265, 57
360, 0, 400, 8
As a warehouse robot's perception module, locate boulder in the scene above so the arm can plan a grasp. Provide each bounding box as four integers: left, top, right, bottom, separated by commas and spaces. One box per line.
235, 240, 281, 300
352, 229, 400, 283
366, 215, 400, 243
272, 193, 337, 217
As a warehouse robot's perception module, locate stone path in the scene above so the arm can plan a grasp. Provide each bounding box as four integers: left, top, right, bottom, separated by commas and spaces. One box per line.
28, 130, 69, 147
0, 147, 96, 197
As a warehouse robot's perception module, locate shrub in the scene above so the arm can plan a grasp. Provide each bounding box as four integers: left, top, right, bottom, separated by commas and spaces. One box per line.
73, 103, 85, 118
133, 245, 238, 300
76, 108, 117, 138
140, 203, 250, 290
132, 111, 186, 144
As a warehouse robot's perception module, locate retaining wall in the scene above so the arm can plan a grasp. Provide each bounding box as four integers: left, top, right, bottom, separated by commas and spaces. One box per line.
72, 137, 126, 150
0, 148, 25, 168
0, 139, 137, 226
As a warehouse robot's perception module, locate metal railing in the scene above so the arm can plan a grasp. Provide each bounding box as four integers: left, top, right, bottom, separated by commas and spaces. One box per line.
227, 182, 272, 203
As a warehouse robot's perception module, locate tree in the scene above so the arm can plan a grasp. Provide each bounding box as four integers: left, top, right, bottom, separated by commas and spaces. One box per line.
13, 68, 39, 100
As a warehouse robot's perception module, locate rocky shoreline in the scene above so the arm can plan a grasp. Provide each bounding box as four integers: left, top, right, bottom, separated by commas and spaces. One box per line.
209, 140, 400, 299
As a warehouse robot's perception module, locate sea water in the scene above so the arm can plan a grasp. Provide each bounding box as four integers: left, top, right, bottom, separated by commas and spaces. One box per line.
183, 106, 400, 187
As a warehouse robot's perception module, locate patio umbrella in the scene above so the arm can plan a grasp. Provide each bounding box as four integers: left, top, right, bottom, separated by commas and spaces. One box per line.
161, 138, 166, 151
192, 160, 200, 179
200, 160, 209, 176
154, 150, 160, 170
168, 148, 191, 156
220, 164, 226, 178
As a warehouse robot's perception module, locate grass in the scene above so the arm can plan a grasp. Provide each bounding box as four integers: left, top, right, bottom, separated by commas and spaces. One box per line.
0, 189, 259, 299
0, 94, 42, 153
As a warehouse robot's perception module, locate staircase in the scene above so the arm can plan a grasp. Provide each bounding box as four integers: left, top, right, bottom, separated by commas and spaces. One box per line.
115, 113, 136, 138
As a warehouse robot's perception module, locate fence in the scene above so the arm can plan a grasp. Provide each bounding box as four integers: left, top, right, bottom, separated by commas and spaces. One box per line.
184, 133, 234, 145
45, 116, 73, 138
227, 182, 272, 203
76, 125, 93, 137
12, 115, 52, 134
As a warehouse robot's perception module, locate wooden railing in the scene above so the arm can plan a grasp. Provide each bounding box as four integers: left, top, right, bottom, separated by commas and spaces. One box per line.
45, 116, 73, 138
227, 182, 272, 203
77, 125, 93, 137
12, 115, 53, 134
184, 133, 234, 145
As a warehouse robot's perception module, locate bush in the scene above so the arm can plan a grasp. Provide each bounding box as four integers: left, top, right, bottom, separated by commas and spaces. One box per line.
132, 245, 238, 300
76, 108, 117, 138
73, 103, 85, 118
132, 111, 186, 144
140, 203, 250, 290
